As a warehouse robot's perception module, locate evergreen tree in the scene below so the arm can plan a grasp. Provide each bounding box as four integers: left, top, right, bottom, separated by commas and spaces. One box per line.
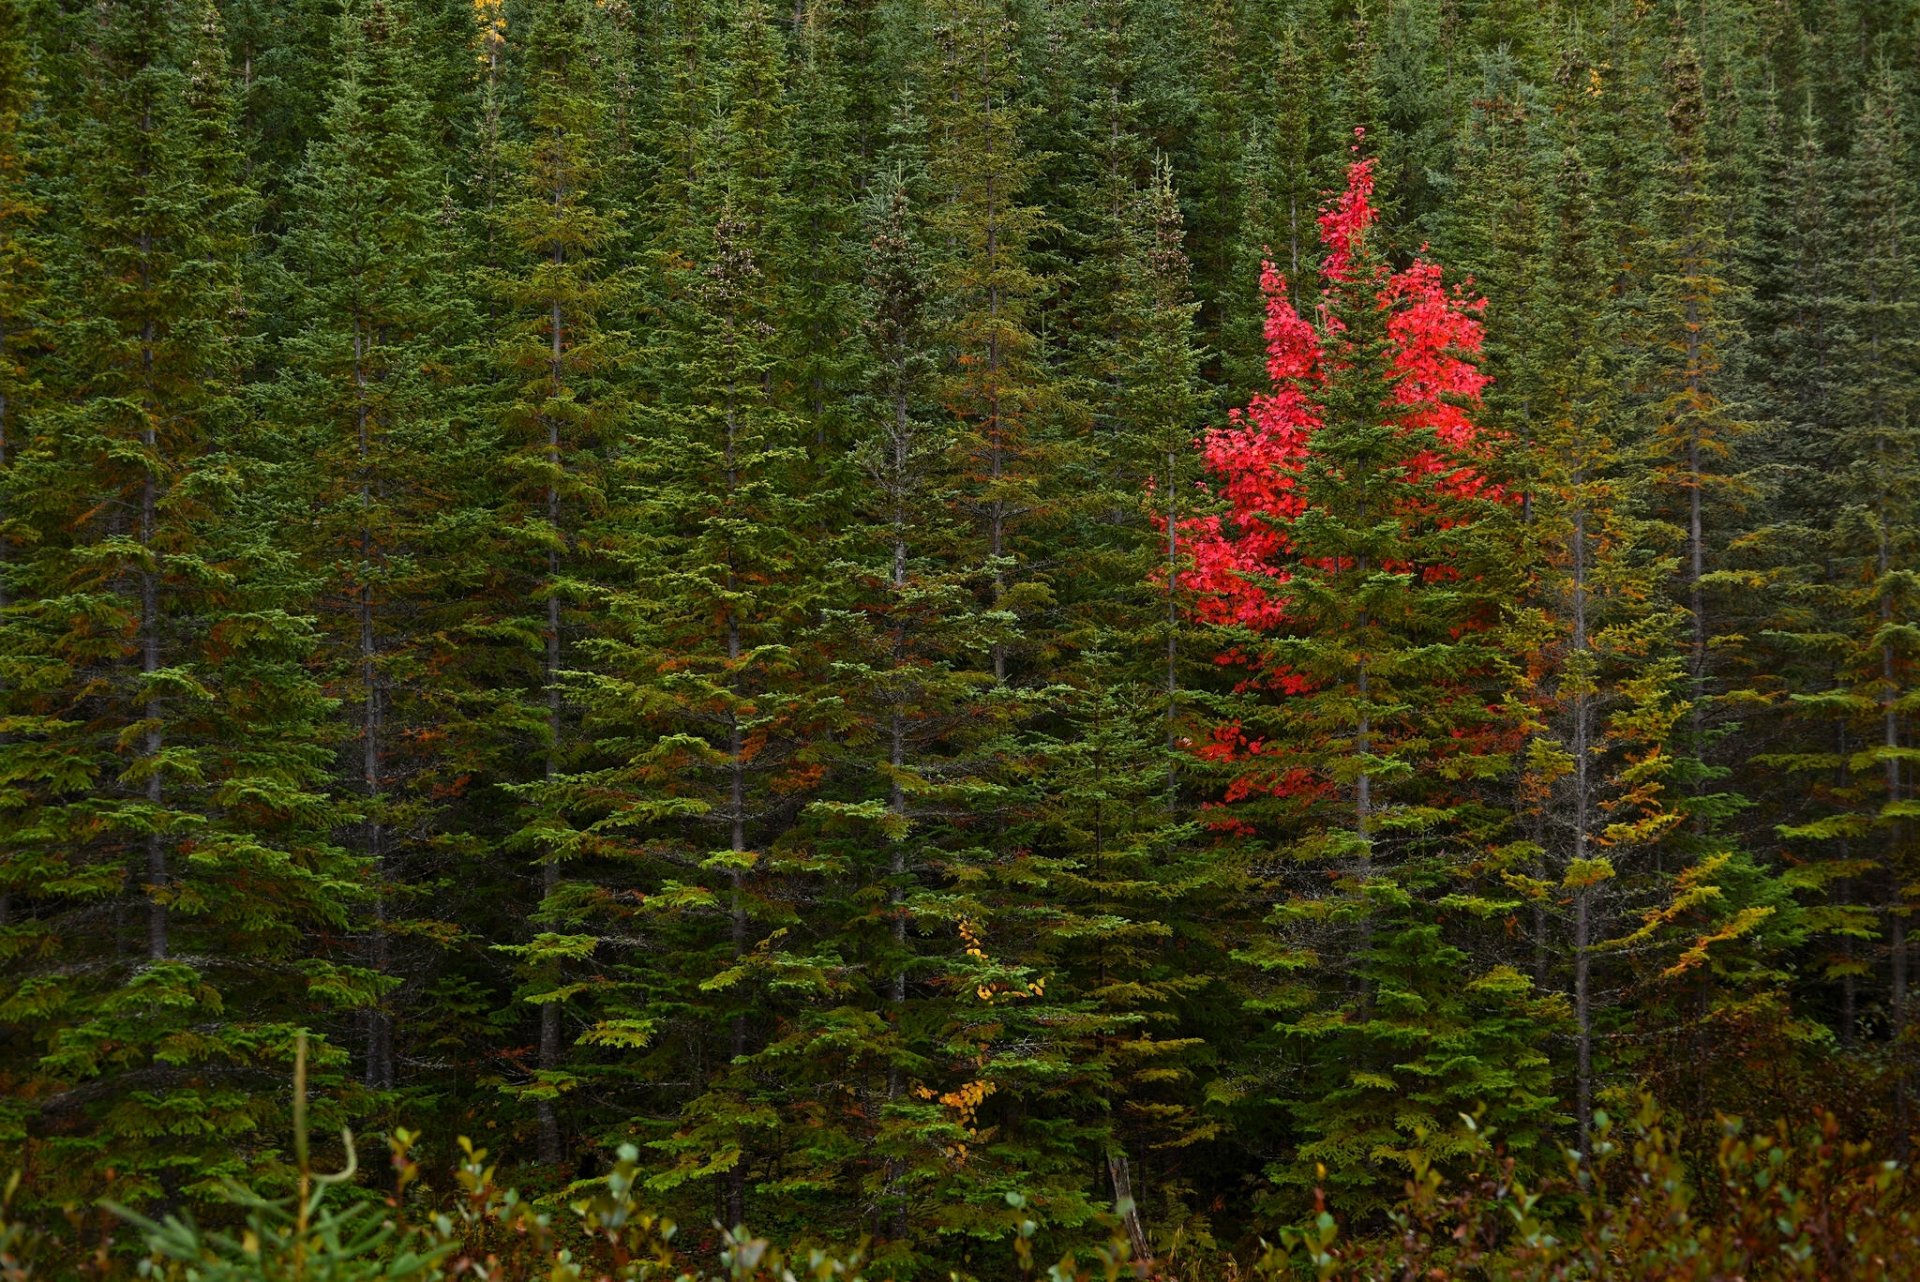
0, 0, 37, 540
268, 0, 485, 1104
578, 0, 819, 1230
1182, 148, 1560, 1215
1767, 63, 1920, 1141
805, 166, 994, 1255
0, 0, 47, 1151
1633, 34, 1803, 1113
1049, 158, 1227, 1257
1504, 53, 1691, 1153
1181, 0, 1246, 380
481, 0, 625, 1168
0, 0, 361, 1210
223, 0, 341, 231
779, 1, 864, 473
922, 0, 1056, 688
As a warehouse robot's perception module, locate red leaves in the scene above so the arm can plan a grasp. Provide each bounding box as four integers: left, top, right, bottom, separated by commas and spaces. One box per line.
1316, 145, 1379, 285
1167, 144, 1495, 793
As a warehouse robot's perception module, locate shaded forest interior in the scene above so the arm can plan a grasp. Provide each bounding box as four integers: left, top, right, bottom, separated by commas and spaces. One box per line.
2, 0, 1920, 1270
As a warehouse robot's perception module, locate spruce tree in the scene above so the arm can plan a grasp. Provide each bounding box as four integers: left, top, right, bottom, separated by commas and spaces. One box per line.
0, 0, 361, 1210
779, 1, 864, 473
578, 0, 818, 1229
1183, 148, 1560, 1215
1181, 0, 1246, 381
1631, 34, 1803, 1112
1048, 158, 1227, 1256
1769, 63, 1920, 1140
804, 165, 995, 1255
1834, 68, 1920, 1109
1504, 53, 1692, 1153
0, 0, 47, 1151
481, 0, 624, 1168
268, 0, 485, 1103
923, 0, 1055, 688
0, 0, 37, 531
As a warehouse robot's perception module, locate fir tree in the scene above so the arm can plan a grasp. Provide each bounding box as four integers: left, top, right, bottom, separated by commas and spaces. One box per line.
1504, 55, 1691, 1153
482, 0, 624, 1168
0, 0, 361, 1209
268, 0, 484, 1101
1182, 147, 1559, 1214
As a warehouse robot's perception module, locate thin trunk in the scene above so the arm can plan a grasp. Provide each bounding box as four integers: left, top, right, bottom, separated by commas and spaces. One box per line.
1684, 274, 1708, 843
1288, 192, 1300, 281
983, 48, 1007, 687
881, 378, 911, 1241
0, 315, 9, 929
1108, 1152, 1151, 1266
1354, 651, 1372, 996
1687, 438, 1705, 778
1884, 514, 1909, 1157
536, 224, 565, 1166
1574, 885, 1593, 1155
1571, 490, 1594, 1152
886, 396, 910, 1004
726, 606, 747, 1230
140, 273, 166, 961
1166, 446, 1179, 809
724, 345, 748, 1232
1839, 709, 1857, 1049
356, 324, 393, 1091
1354, 509, 1372, 1003
1840, 875, 1856, 1050
143, 461, 165, 961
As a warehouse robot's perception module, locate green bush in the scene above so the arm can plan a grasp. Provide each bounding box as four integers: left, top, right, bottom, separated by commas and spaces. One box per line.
3, 1042, 1914, 1280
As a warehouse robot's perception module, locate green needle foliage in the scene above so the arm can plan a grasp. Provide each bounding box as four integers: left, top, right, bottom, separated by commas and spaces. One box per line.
0, 0, 1918, 1272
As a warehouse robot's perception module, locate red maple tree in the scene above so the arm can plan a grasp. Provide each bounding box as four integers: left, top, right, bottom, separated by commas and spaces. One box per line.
1167, 139, 1503, 818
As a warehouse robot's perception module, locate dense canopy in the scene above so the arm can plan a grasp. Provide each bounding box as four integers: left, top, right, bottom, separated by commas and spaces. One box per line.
1, 0, 1918, 1273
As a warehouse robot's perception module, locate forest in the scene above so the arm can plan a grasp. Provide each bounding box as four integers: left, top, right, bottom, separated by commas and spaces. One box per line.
2, 0, 1920, 1275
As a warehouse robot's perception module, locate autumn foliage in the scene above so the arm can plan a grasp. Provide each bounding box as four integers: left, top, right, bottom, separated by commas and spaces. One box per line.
1176, 141, 1503, 810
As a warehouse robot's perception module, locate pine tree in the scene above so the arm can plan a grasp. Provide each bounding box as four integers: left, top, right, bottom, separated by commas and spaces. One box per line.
481, 0, 625, 1168
268, 0, 485, 1104
0, 0, 362, 1210
1182, 147, 1559, 1215
1504, 50, 1691, 1153
1631, 34, 1804, 1114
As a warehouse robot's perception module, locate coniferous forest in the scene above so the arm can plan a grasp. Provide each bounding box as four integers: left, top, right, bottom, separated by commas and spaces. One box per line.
5, 0, 1920, 1275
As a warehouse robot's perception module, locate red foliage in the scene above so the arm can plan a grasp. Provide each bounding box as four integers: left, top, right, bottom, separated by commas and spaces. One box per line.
1164, 140, 1497, 805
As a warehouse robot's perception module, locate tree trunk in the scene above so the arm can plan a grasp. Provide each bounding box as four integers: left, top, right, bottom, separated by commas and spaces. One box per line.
356, 325, 393, 1090
1107, 1152, 1152, 1267
140, 295, 167, 962
536, 250, 565, 1167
